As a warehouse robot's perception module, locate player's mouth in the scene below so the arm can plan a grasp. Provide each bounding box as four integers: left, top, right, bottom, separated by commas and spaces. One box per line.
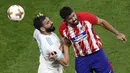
73, 19, 79, 24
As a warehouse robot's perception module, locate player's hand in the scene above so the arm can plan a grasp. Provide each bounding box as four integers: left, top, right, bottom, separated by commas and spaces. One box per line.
116, 33, 127, 43
48, 51, 57, 61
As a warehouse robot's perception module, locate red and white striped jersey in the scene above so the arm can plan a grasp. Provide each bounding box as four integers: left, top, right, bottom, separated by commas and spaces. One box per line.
59, 12, 102, 57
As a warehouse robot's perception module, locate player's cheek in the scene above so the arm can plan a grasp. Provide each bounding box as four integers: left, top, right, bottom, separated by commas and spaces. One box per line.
71, 20, 74, 23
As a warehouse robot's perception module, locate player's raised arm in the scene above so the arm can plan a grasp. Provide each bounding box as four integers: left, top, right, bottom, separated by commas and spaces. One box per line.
96, 17, 127, 43
48, 38, 70, 67
49, 44, 69, 67
62, 37, 71, 47
59, 44, 69, 67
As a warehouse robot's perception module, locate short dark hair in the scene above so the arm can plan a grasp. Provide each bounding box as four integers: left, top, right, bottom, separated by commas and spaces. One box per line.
33, 16, 46, 30
60, 6, 73, 19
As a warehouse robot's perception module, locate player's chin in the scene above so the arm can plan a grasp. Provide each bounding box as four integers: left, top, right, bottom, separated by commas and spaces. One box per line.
75, 19, 79, 23
74, 21, 79, 25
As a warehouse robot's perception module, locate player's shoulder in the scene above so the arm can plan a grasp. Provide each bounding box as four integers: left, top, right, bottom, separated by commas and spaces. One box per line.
77, 12, 97, 23
77, 12, 91, 17
51, 32, 58, 38
33, 29, 40, 39
59, 21, 67, 31
77, 12, 96, 19
33, 29, 46, 41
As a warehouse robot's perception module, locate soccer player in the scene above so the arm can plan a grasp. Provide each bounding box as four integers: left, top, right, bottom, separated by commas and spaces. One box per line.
59, 7, 127, 73
33, 13, 69, 73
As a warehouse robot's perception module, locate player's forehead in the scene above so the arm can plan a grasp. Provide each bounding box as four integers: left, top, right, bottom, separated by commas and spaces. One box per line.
67, 12, 76, 19
42, 17, 50, 24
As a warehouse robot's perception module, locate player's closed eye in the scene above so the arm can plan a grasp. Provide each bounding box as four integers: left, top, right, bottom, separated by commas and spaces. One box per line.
67, 17, 72, 20
68, 14, 75, 21
72, 14, 75, 18
46, 21, 50, 25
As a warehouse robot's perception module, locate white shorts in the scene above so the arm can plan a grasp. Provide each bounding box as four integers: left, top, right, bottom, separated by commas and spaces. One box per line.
38, 64, 63, 73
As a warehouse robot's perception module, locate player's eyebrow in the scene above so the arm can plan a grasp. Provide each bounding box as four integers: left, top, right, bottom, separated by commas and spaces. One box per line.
68, 13, 75, 19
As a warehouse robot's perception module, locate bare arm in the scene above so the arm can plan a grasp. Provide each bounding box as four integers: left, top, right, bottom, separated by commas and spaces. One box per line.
97, 17, 127, 43
49, 38, 70, 67
58, 44, 69, 67
58, 37, 70, 67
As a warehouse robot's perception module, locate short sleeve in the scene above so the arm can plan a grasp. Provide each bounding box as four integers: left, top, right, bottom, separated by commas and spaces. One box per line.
33, 29, 41, 47
33, 29, 40, 39
78, 12, 98, 24
59, 23, 66, 38
59, 27, 64, 37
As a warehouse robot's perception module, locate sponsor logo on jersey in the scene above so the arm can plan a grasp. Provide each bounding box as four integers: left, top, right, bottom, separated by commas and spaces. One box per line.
46, 37, 53, 45
71, 31, 87, 42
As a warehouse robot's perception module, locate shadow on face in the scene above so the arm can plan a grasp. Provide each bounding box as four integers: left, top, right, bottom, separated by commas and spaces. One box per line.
66, 12, 79, 26
41, 17, 55, 32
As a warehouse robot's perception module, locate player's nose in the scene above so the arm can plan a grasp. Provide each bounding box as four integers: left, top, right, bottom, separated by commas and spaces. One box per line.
72, 17, 75, 21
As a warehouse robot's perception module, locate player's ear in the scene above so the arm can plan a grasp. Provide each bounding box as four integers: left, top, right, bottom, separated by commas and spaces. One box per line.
40, 27, 45, 32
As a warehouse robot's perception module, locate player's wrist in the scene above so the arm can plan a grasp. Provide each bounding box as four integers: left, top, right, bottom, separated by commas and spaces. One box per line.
115, 32, 121, 36
57, 53, 64, 61
114, 31, 120, 36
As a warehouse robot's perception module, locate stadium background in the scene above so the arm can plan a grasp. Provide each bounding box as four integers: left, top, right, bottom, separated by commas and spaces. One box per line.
0, 0, 130, 73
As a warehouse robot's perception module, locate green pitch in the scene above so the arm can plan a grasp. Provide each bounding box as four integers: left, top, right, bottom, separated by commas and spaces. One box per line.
0, 0, 130, 73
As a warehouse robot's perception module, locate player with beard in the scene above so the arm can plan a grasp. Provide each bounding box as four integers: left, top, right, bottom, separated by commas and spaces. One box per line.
33, 13, 69, 73
59, 7, 127, 73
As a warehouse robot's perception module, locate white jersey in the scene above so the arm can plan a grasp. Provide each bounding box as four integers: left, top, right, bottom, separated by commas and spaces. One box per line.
33, 29, 63, 73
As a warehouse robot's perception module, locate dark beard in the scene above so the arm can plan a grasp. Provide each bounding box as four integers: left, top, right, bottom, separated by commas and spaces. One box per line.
67, 19, 79, 27
46, 24, 55, 32
70, 21, 79, 27
71, 23, 78, 27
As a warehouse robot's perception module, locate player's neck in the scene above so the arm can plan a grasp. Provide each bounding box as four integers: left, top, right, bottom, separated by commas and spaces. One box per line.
40, 31, 52, 35
68, 23, 77, 27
